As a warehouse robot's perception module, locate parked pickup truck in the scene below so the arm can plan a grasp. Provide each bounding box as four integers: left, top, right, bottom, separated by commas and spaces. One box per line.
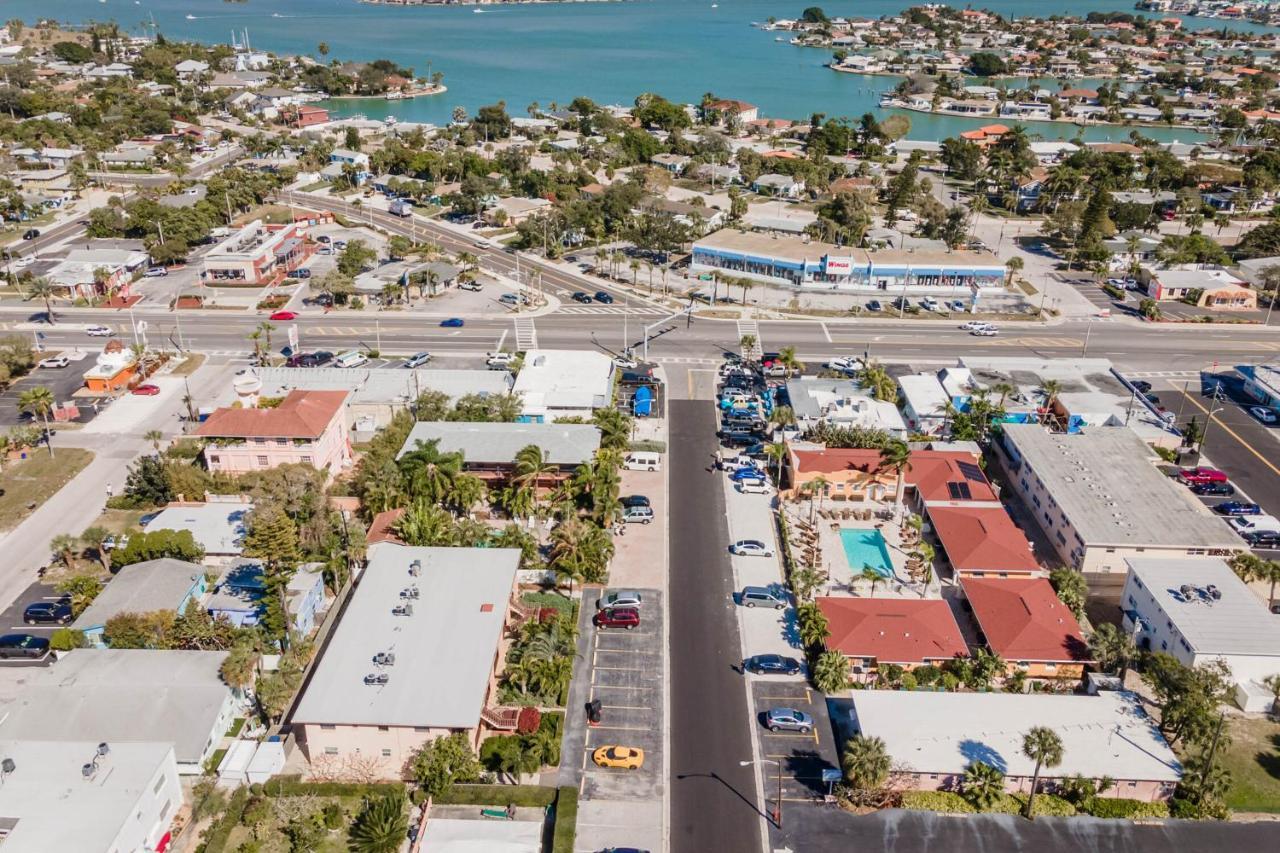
1177, 467, 1228, 486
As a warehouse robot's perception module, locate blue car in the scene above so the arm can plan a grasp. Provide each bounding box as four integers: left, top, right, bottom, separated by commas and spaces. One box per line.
729, 466, 765, 482
440, 318, 465, 327
1214, 501, 1262, 516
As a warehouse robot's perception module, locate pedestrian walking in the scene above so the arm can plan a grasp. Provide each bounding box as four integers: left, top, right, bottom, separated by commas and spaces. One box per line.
105, 483, 114, 498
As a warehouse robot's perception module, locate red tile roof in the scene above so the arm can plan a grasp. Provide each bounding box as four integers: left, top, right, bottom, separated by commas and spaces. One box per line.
961, 578, 1089, 664
791, 447, 883, 476
818, 597, 968, 665
195, 389, 348, 439
927, 505, 1039, 575
366, 508, 405, 545
903, 452, 997, 503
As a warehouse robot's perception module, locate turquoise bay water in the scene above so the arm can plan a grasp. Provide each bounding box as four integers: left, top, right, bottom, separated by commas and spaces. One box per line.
839, 528, 894, 578
12, 0, 1274, 140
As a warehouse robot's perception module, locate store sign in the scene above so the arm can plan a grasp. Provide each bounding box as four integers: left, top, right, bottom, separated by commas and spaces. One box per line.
824, 256, 853, 275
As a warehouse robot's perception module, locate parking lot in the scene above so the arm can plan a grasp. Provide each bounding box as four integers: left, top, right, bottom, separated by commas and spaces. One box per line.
749, 681, 841, 804
565, 586, 664, 853
0, 579, 63, 668
0, 350, 99, 426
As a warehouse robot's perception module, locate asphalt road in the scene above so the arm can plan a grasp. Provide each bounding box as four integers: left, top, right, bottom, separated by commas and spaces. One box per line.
668, 400, 763, 853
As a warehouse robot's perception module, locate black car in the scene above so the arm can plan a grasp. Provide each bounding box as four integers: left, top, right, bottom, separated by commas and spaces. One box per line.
1192, 482, 1235, 496
619, 367, 656, 384
866, 299, 883, 312
721, 429, 762, 447
743, 654, 803, 676
620, 495, 651, 509
21, 229, 39, 240
1131, 380, 1153, 394
286, 351, 334, 368
23, 601, 72, 625
1245, 530, 1280, 549
571, 292, 593, 304
0, 634, 50, 659
594, 291, 615, 304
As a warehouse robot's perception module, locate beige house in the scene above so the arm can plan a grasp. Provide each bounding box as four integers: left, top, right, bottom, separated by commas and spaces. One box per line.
292, 543, 524, 779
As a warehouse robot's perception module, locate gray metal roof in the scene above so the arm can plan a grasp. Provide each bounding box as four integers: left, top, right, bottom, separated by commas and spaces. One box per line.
398, 421, 601, 467
146, 503, 250, 555
73, 559, 206, 630
253, 367, 511, 407
292, 544, 520, 728
1002, 425, 1239, 549
1126, 558, 1280, 658
0, 649, 231, 764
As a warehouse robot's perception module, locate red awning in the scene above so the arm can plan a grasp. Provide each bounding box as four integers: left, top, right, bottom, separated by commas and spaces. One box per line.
155, 830, 172, 852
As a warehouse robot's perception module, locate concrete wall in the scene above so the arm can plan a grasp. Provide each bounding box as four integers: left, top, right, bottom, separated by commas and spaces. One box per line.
110, 747, 184, 852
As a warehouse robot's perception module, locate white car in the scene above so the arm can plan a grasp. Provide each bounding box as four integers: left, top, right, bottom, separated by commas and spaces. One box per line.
959, 321, 992, 331
458, 281, 482, 292
971, 326, 999, 337
402, 352, 432, 369
920, 298, 940, 311
1250, 406, 1278, 424
85, 325, 114, 337
613, 355, 638, 369
825, 357, 861, 373
731, 539, 775, 558
1106, 278, 1126, 286
737, 481, 772, 495
38, 355, 70, 369
486, 352, 515, 369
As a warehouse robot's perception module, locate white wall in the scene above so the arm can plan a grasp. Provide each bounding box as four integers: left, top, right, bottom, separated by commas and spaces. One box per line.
109, 747, 183, 853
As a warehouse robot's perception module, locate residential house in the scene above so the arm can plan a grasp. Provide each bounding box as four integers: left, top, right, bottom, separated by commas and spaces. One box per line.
784, 377, 907, 436
897, 373, 950, 435
0, 649, 241, 775
292, 543, 523, 777
1141, 267, 1256, 310
752, 173, 806, 199
961, 577, 1088, 678
705, 99, 759, 124
784, 447, 994, 506
848, 690, 1181, 800
925, 505, 1040, 578
511, 349, 615, 422
205, 559, 327, 636
817, 597, 967, 681
72, 559, 210, 647
145, 500, 251, 559
397, 421, 602, 486
1122, 557, 1280, 711
290, 104, 330, 129
997, 424, 1240, 573
195, 389, 352, 475
651, 153, 691, 174
0, 740, 181, 853
174, 59, 210, 80
485, 196, 552, 226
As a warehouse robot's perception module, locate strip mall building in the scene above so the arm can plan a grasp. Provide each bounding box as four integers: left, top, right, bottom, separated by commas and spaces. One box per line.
691, 228, 1004, 292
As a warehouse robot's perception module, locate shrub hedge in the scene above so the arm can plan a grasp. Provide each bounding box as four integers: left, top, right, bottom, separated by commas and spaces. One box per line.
193, 785, 250, 853
899, 791, 975, 813
898, 790, 1079, 817
261, 776, 405, 799
551, 785, 578, 853
1085, 797, 1170, 820
433, 784, 557, 807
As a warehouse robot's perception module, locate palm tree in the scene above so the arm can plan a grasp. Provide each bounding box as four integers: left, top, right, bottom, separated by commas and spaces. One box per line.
778, 345, 804, 378
861, 566, 884, 597
962, 761, 1007, 810
878, 439, 911, 512
841, 734, 891, 792
28, 277, 57, 321
50, 533, 79, 568
219, 645, 260, 693
397, 439, 462, 504
18, 386, 56, 458
805, 474, 831, 524
796, 601, 829, 648
549, 517, 614, 592
812, 649, 851, 694
1005, 255, 1024, 286
447, 473, 487, 516
1088, 622, 1137, 681
1021, 727, 1064, 818
1039, 379, 1063, 427
513, 444, 554, 500
348, 793, 409, 853
144, 429, 164, 454
764, 442, 788, 487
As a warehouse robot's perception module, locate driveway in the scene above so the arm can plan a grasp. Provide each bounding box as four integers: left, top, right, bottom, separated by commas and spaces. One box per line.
0, 350, 98, 426
80, 376, 182, 435
563, 587, 664, 853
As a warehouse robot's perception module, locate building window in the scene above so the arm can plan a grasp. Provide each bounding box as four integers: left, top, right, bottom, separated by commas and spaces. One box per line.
301, 456, 313, 465
154, 774, 165, 794
257, 455, 269, 467
382, 749, 392, 757
414, 726, 429, 733
159, 800, 171, 820
320, 725, 336, 731
325, 747, 339, 755
378, 726, 390, 732
209, 455, 220, 464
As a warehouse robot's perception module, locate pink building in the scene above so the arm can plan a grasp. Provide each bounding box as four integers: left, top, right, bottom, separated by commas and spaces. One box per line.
196, 390, 351, 475
292, 544, 526, 779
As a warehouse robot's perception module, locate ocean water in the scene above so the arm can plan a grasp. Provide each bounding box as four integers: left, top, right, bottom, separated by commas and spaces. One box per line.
12, 0, 1274, 140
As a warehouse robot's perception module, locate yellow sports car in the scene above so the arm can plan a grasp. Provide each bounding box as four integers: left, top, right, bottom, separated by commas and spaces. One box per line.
592, 745, 645, 770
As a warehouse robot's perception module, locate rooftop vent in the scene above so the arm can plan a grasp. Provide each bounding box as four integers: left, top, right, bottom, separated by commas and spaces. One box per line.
372, 651, 396, 667
400, 585, 420, 600
480, 603, 494, 613
392, 603, 413, 617
363, 672, 390, 686
408, 559, 421, 577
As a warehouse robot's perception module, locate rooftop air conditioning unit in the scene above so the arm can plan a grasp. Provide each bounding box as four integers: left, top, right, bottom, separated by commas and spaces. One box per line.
1179, 584, 1195, 599
373, 652, 396, 667
400, 586, 419, 600
408, 560, 421, 576
392, 603, 413, 617
1206, 585, 1221, 600
363, 673, 390, 686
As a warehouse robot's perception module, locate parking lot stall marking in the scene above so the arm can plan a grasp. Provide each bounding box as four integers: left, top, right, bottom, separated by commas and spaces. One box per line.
591, 665, 649, 672
1180, 391, 1280, 478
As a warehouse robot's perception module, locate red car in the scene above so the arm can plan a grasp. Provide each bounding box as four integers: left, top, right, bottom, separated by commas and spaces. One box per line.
131, 384, 161, 396
269, 311, 298, 321
1178, 466, 1227, 486
593, 607, 640, 630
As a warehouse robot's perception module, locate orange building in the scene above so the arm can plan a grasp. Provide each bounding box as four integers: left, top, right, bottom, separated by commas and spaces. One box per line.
83, 340, 138, 393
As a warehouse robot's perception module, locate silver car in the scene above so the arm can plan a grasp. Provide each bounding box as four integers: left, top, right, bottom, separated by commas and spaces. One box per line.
765, 707, 814, 733
597, 590, 643, 610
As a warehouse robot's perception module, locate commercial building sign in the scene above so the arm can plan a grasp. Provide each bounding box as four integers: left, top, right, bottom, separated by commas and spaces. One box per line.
823, 256, 854, 275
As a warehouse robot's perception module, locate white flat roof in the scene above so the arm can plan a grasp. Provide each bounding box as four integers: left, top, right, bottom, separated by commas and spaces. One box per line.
147, 502, 250, 555
420, 818, 542, 853
0, 740, 175, 853
511, 349, 614, 411
898, 373, 950, 417
292, 544, 519, 728
1126, 557, 1280, 658
851, 689, 1181, 782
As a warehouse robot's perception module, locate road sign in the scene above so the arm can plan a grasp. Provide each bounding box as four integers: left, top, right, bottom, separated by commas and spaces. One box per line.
137, 320, 148, 332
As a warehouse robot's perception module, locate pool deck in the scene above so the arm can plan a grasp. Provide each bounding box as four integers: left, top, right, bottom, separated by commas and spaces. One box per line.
782, 499, 943, 600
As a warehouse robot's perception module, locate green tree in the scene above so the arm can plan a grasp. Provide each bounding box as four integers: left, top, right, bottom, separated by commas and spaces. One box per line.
1048, 567, 1088, 619
17, 386, 55, 458
28, 277, 59, 322
878, 439, 912, 510
113, 529, 204, 565
397, 438, 462, 504
242, 505, 301, 649
1021, 727, 1065, 818
1088, 622, 1136, 680
549, 517, 614, 591
962, 761, 1007, 810
123, 454, 173, 506
348, 793, 409, 853
410, 733, 484, 799
220, 644, 260, 692
57, 574, 103, 617
812, 649, 850, 694
841, 734, 891, 791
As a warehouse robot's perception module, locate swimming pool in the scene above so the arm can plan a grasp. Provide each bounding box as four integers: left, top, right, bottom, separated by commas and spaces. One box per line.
839, 528, 894, 578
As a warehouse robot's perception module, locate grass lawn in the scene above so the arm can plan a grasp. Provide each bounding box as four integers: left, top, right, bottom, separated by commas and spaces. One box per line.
0, 447, 93, 532
167, 352, 207, 377
1222, 716, 1280, 813
92, 506, 148, 535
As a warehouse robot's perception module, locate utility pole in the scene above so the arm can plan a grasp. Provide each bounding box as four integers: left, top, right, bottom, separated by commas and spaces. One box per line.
1197, 712, 1226, 805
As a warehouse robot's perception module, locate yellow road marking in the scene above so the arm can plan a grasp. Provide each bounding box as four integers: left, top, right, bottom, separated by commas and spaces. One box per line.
1180, 393, 1280, 478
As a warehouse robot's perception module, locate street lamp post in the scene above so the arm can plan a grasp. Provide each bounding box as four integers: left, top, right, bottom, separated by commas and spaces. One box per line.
740, 758, 783, 828
1198, 383, 1225, 456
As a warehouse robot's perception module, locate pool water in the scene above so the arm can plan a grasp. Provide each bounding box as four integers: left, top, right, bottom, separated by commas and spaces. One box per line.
839, 528, 894, 578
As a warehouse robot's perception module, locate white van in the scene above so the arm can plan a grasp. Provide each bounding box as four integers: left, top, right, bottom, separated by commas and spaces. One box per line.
624, 451, 661, 472
1230, 514, 1280, 534
333, 350, 369, 369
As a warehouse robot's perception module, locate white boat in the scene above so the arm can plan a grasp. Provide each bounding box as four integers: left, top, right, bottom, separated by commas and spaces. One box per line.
385, 92, 405, 100
473, 8, 484, 12
186, 14, 197, 20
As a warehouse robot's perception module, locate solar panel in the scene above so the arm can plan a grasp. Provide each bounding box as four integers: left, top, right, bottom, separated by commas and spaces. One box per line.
957, 461, 986, 483
946, 481, 973, 500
